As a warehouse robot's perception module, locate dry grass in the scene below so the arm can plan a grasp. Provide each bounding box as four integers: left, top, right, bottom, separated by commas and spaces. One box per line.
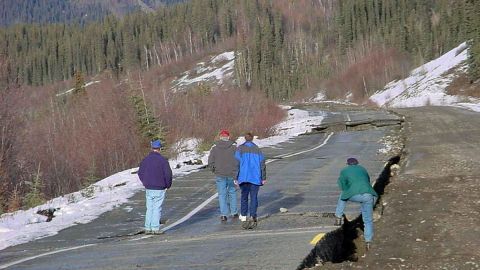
4, 75, 143, 199
1, 75, 285, 210
325, 46, 411, 103
446, 73, 480, 98
161, 88, 285, 146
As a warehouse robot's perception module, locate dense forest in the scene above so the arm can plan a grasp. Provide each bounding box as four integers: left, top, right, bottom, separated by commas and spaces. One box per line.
0, 0, 185, 26
1, 0, 479, 97
1, 0, 480, 213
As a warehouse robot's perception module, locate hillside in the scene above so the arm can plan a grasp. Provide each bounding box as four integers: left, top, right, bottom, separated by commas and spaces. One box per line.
370, 42, 480, 112
1, 0, 479, 101
0, 0, 184, 26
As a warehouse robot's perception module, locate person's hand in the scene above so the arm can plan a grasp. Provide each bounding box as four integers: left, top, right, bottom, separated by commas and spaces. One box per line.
234, 180, 239, 186
261, 180, 267, 185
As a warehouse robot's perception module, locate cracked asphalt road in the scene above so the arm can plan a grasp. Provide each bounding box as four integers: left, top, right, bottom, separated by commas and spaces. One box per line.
0, 106, 402, 270
323, 106, 480, 270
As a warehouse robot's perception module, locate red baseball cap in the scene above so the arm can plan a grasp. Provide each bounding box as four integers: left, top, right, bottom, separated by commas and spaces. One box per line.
219, 129, 230, 137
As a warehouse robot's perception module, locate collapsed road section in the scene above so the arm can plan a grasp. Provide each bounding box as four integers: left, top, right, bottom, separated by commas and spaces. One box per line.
296, 109, 405, 269
0, 106, 405, 270
296, 156, 402, 269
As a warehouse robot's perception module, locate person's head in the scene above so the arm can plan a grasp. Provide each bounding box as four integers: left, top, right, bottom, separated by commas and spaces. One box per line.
347, 157, 359, 165
244, 132, 254, 142
151, 139, 162, 151
219, 129, 230, 141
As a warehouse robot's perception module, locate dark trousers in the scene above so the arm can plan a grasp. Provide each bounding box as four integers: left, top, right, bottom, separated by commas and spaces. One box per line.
240, 183, 260, 218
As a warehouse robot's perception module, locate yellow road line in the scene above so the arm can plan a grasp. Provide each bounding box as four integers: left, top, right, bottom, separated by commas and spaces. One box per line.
310, 233, 325, 245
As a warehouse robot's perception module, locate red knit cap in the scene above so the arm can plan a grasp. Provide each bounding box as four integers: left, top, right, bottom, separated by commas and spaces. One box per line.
219, 129, 230, 137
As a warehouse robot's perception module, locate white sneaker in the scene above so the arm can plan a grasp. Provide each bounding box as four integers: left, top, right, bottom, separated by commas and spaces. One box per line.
239, 215, 247, 222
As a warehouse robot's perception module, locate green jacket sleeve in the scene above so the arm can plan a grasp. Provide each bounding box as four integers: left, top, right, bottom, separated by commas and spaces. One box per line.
337, 170, 347, 191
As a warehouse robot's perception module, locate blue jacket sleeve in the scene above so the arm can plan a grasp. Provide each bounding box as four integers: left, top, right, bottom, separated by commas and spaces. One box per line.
235, 149, 242, 161
234, 148, 242, 180
260, 152, 266, 181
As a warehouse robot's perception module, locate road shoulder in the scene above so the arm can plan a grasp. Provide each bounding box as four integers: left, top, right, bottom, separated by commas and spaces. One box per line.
319, 106, 480, 269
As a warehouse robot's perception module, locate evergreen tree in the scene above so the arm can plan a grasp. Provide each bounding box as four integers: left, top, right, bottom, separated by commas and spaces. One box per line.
466, 0, 480, 80
23, 164, 46, 209
73, 70, 85, 94
129, 75, 166, 147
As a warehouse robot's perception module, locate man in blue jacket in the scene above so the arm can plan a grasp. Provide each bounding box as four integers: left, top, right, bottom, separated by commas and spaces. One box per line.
138, 139, 172, 234
235, 132, 266, 229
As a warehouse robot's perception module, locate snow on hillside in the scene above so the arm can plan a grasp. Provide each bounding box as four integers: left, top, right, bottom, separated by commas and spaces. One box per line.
308, 92, 358, 106
56, 81, 101, 97
172, 51, 235, 91
0, 106, 325, 251
370, 42, 480, 112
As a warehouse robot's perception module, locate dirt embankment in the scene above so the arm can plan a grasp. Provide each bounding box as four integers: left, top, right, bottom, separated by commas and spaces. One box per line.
317, 106, 480, 269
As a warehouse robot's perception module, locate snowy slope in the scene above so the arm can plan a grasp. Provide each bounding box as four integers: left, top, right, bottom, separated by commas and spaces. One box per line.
56, 80, 101, 96
171, 51, 235, 91
370, 42, 480, 112
0, 106, 325, 251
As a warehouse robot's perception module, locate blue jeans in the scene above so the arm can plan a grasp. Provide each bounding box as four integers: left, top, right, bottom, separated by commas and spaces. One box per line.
215, 177, 238, 216
145, 189, 166, 231
335, 193, 376, 242
240, 183, 260, 218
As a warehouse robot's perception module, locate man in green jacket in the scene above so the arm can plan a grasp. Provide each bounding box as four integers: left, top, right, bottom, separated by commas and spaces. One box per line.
335, 158, 378, 249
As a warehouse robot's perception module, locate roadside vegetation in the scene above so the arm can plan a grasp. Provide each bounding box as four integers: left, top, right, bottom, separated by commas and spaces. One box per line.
0, 63, 283, 213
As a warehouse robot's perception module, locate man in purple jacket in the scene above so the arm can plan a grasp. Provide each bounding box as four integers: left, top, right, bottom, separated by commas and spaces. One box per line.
138, 139, 172, 234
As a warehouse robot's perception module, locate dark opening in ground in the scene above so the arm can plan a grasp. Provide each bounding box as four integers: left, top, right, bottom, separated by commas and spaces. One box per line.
296, 155, 401, 269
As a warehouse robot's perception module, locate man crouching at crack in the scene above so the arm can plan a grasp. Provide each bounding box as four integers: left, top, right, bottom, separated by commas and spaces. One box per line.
235, 132, 267, 229
138, 139, 173, 235
334, 157, 377, 251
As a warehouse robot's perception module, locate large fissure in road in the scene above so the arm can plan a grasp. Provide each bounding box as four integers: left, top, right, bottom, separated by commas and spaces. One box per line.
297, 155, 402, 269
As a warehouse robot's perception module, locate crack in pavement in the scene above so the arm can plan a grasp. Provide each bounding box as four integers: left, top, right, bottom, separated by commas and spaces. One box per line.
0, 132, 334, 270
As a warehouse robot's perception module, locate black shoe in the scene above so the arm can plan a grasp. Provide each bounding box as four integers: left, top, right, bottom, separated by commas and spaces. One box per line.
232, 214, 239, 219
334, 217, 342, 226
250, 218, 257, 229
241, 220, 251, 229
242, 217, 257, 230
220, 216, 228, 222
